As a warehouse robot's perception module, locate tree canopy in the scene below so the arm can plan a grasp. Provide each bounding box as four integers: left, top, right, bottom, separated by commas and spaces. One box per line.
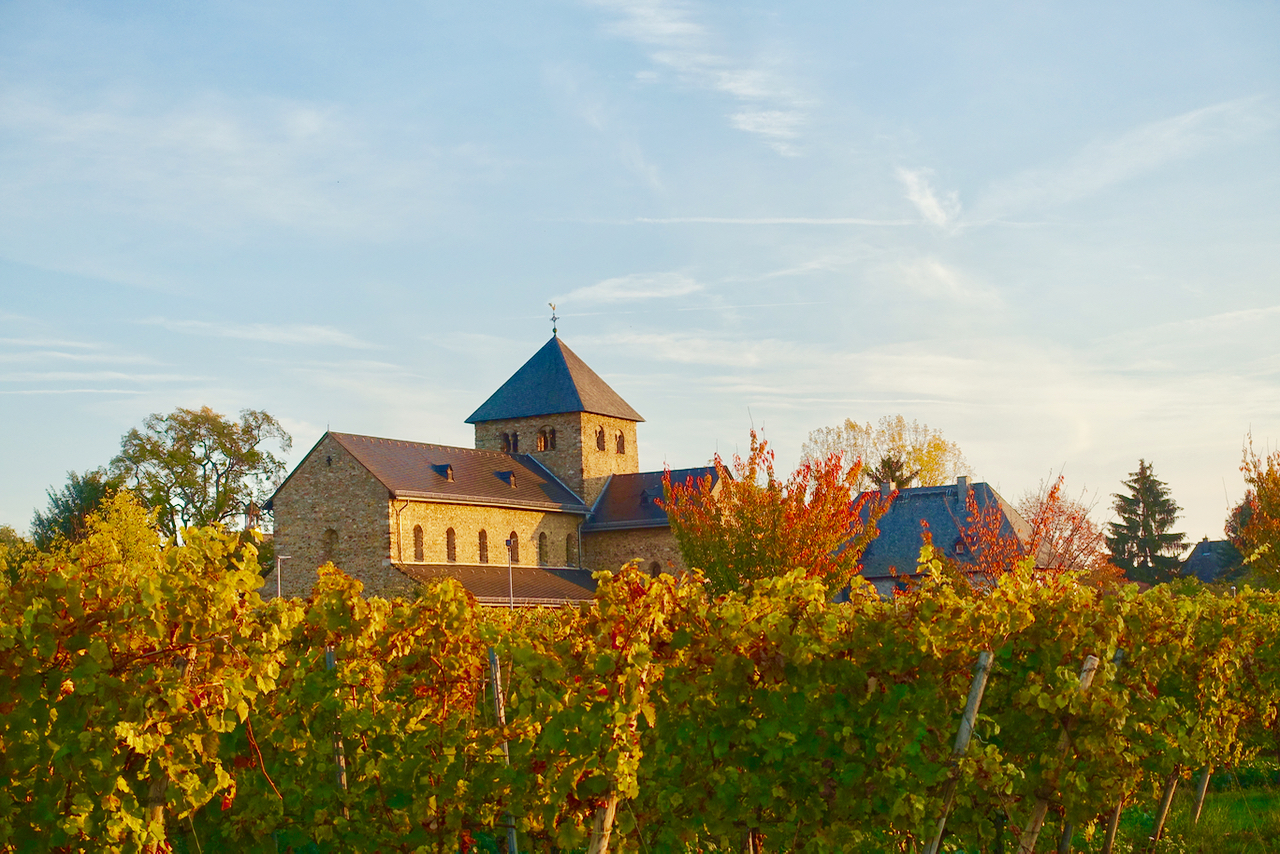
1016, 474, 1122, 588
109, 406, 291, 540
662, 430, 892, 595
30, 467, 124, 551
801, 415, 970, 489
1106, 459, 1187, 585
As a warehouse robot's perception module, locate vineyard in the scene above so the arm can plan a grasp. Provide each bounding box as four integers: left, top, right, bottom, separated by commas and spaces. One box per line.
4, 496, 1280, 853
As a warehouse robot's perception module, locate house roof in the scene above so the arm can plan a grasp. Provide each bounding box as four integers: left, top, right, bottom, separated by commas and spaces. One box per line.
465, 336, 644, 424
583, 466, 719, 532
395, 563, 597, 606
1181, 539, 1244, 583
327, 432, 589, 512
855, 480, 1033, 580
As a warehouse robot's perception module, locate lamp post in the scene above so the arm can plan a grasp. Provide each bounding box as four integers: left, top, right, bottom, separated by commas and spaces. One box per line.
505, 538, 514, 610
275, 554, 292, 599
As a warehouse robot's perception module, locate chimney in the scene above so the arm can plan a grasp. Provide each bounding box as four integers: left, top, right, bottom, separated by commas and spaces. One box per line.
880, 482, 894, 496
957, 476, 971, 502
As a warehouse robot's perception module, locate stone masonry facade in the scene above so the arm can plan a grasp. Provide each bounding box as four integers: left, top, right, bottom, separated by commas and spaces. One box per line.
474, 412, 639, 506
582, 527, 689, 576
268, 433, 407, 598
391, 500, 584, 568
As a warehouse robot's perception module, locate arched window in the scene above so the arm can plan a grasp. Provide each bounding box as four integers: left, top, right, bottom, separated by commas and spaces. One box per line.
321, 528, 338, 565
566, 534, 578, 566
510, 432, 519, 453
549, 428, 556, 449
615, 432, 626, 454
501, 432, 511, 453
536, 430, 548, 452
595, 426, 606, 451
446, 528, 457, 562
413, 525, 424, 562
538, 532, 549, 566
478, 529, 489, 564
648, 561, 661, 577
507, 532, 519, 563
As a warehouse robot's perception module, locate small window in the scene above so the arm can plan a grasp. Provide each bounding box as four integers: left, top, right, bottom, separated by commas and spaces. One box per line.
536, 429, 549, 452
507, 532, 519, 564
566, 534, 578, 566
511, 432, 519, 453
413, 525, 424, 562
549, 428, 556, 449
595, 426, 606, 451
615, 432, 626, 455
321, 528, 338, 564
538, 532, 549, 566
478, 529, 489, 564
501, 433, 511, 453
446, 528, 457, 562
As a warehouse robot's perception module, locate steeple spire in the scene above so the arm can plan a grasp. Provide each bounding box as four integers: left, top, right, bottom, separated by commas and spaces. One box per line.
549, 302, 559, 337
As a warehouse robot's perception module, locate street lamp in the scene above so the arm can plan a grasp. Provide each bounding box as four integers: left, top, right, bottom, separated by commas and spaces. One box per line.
275, 554, 292, 599
505, 538, 514, 610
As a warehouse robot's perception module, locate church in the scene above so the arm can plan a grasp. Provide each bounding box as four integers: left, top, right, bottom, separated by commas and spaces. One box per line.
264, 335, 715, 605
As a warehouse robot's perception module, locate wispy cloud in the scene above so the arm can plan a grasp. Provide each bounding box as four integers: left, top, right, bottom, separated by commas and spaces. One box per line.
633, 216, 914, 225
587, 0, 808, 155
970, 98, 1274, 222
139, 318, 379, 349
555, 271, 704, 303
898, 168, 961, 229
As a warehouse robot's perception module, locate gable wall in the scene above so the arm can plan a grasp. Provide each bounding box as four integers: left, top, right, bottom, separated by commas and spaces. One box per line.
269, 433, 401, 597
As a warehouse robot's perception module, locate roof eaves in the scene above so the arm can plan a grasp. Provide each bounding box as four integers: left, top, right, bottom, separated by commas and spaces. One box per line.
391, 490, 590, 514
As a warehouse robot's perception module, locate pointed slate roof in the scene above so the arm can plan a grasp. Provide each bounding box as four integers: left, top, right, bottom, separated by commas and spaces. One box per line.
466, 337, 644, 424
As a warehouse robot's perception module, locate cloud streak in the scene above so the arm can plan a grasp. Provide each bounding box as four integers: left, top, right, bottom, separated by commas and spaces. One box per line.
898, 168, 961, 229
139, 318, 379, 349
588, 0, 808, 154
970, 98, 1275, 222
555, 271, 704, 303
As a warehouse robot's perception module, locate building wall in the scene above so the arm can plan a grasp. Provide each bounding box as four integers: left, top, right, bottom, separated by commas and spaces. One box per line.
474, 412, 639, 504
392, 500, 585, 568
582, 526, 688, 575
268, 433, 405, 598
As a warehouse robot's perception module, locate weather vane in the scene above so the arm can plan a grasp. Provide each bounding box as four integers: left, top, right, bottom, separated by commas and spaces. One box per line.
549, 302, 559, 337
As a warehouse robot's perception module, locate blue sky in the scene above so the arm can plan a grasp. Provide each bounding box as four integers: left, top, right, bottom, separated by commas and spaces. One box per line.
2, 1, 1278, 543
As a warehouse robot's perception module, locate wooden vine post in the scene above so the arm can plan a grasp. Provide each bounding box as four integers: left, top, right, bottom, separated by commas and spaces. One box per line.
488, 647, 519, 854
1191, 764, 1213, 824
1017, 654, 1101, 854
1149, 767, 1181, 844
923, 650, 995, 854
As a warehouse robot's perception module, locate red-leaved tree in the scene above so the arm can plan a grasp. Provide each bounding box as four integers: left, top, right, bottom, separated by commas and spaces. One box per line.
661, 430, 892, 595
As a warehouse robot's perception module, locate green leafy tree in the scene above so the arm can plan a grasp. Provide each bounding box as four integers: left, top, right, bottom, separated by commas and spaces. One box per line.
30, 467, 124, 550
1106, 459, 1187, 584
802, 415, 970, 489
662, 430, 892, 595
110, 406, 291, 540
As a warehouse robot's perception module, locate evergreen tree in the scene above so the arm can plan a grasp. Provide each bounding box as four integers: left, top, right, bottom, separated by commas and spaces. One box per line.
31, 468, 123, 551
1106, 459, 1187, 584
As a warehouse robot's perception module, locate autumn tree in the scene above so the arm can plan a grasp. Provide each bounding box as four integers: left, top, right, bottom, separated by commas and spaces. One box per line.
30, 467, 124, 550
801, 415, 970, 488
110, 406, 291, 540
1232, 436, 1280, 582
1017, 474, 1123, 588
1106, 459, 1187, 585
662, 430, 892, 595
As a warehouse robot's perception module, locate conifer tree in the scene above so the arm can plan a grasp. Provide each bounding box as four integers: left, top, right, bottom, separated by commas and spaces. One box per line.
1106, 459, 1187, 584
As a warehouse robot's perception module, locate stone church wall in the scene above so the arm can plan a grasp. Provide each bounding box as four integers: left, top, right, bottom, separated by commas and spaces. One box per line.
267, 433, 404, 598
474, 412, 639, 505
392, 500, 585, 568
582, 527, 688, 576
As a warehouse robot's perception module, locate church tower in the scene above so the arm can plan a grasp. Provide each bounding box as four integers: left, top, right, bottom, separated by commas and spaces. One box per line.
466, 337, 643, 505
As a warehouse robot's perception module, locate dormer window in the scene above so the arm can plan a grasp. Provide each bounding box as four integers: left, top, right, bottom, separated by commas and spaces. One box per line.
433, 463, 455, 482
497, 470, 517, 489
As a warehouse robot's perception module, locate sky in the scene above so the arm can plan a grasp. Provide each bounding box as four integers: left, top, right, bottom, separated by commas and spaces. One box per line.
2, 1, 1278, 545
